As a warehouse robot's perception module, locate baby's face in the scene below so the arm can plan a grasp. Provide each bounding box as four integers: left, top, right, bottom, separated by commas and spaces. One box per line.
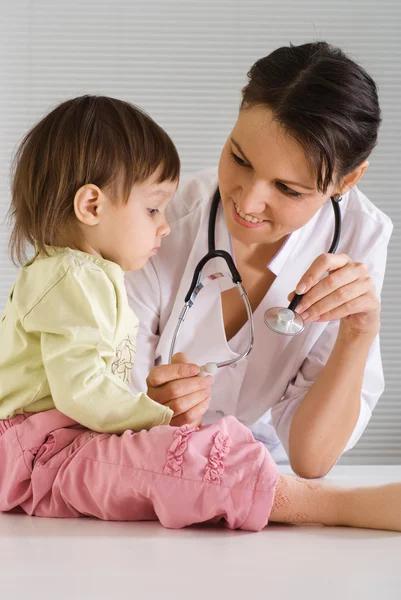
95, 172, 177, 271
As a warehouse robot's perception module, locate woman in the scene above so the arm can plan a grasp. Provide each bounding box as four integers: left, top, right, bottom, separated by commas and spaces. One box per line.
125, 41, 393, 479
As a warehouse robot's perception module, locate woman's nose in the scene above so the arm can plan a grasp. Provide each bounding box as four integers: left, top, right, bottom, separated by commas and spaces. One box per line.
239, 184, 271, 215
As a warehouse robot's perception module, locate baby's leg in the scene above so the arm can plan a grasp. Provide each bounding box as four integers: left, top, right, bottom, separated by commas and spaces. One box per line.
0, 412, 279, 531
270, 474, 401, 532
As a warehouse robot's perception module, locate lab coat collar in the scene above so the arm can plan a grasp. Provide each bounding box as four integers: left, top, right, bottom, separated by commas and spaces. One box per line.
268, 229, 301, 276
267, 198, 338, 276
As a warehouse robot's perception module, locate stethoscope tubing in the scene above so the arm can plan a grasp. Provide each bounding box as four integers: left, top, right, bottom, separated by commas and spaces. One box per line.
169, 187, 342, 366
288, 196, 342, 312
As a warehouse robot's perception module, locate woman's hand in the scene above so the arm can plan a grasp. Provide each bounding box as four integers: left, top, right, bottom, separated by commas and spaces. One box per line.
290, 253, 380, 336
146, 353, 213, 427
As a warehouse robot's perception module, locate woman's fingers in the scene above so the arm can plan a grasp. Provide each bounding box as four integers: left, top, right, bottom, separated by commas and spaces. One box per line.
286, 254, 375, 321
148, 371, 213, 402
307, 292, 379, 323
299, 278, 373, 322
164, 388, 212, 417
286, 253, 380, 334
146, 361, 199, 388
170, 398, 211, 427
295, 253, 351, 296
296, 263, 364, 313
146, 353, 213, 423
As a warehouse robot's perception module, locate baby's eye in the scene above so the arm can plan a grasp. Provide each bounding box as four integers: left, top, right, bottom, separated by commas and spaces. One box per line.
148, 208, 160, 216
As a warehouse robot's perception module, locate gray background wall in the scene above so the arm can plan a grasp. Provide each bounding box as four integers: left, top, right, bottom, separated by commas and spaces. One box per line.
1, 0, 400, 463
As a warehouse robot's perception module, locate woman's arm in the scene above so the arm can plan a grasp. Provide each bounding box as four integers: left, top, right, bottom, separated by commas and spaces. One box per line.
274, 220, 392, 478
289, 325, 377, 478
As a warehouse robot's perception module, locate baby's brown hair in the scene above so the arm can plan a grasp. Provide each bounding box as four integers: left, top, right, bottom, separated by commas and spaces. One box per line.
9, 95, 180, 264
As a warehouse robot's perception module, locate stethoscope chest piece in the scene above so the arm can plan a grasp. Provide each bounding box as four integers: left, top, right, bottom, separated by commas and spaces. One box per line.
264, 307, 304, 336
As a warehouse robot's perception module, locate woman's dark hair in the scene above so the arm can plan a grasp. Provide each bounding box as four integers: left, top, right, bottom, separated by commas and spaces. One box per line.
9, 95, 180, 264
241, 41, 381, 193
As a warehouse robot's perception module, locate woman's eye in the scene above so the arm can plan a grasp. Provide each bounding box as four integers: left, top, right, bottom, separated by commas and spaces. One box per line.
148, 208, 160, 216
278, 183, 303, 198
230, 151, 249, 168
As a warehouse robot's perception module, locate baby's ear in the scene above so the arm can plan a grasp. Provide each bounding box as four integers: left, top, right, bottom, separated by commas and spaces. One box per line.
74, 184, 102, 226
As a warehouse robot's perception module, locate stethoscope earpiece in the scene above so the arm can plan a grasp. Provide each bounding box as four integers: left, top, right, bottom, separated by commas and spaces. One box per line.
199, 362, 219, 376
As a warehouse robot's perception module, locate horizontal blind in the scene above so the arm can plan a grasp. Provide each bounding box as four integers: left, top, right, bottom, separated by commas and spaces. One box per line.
1, 0, 400, 463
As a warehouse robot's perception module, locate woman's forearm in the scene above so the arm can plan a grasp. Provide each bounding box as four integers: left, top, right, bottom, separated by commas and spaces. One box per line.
288, 325, 378, 479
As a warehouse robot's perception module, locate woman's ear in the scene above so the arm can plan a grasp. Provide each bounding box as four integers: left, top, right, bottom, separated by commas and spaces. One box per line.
74, 184, 103, 226
339, 160, 369, 195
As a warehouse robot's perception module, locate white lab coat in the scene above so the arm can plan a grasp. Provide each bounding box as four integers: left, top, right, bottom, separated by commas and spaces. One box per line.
125, 168, 393, 463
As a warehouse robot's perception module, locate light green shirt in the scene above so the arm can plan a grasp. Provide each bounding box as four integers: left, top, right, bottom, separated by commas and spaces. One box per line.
0, 247, 173, 433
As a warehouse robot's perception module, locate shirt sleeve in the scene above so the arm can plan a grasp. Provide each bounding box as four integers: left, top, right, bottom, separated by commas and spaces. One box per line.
270, 219, 392, 458
22, 263, 172, 433
125, 261, 162, 394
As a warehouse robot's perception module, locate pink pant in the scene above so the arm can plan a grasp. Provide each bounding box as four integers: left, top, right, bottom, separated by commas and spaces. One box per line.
0, 410, 279, 531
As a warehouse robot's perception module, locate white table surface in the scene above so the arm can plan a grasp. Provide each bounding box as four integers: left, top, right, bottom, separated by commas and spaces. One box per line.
1, 465, 400, 600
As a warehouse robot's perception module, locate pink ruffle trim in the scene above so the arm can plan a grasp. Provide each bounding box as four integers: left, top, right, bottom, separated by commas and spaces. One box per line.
203, 431, 230, 484
163, 423, 199, 477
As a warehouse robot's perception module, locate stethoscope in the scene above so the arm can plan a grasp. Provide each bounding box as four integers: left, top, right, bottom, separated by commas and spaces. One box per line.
169, 187, 342, 376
